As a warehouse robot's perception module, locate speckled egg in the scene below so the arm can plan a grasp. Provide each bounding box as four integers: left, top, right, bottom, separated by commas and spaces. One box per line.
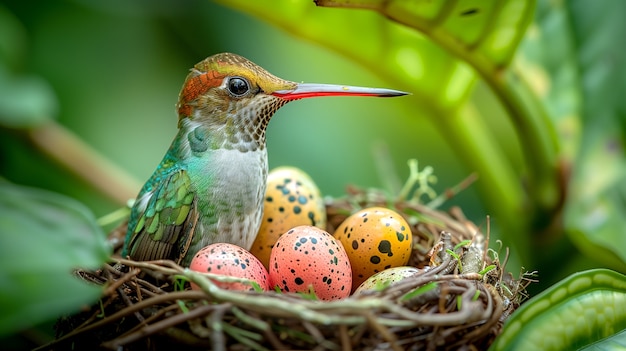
333, 207, 412, 291
251, 166, 326, 269
269, 225, 351, 300
353, 266, 422, 295
189, 243, 270, 291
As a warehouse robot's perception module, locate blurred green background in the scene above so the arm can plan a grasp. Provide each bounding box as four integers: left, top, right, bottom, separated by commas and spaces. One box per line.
0, 0, 480, 215
2, 0, 626, 348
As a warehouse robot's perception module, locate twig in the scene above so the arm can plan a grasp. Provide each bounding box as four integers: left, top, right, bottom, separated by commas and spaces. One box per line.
102, 268, 140, 296
101, 304, 216, 349
26, 120, 140, 205
365, 311, 402, 351
208, 304, 230, 351
34, 291, 207, 351
339, 324, 352, 351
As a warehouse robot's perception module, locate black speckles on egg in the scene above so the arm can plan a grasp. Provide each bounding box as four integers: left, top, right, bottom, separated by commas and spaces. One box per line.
295, 277, 304, 285
378, 240, 393, 257
370, 255, 381, 264
293, 206, 302, 214
396, 231, 405, 242
352, 240, 359, 250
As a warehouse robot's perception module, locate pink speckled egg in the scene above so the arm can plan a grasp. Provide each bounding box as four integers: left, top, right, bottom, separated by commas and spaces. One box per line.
269, 226, 352, 300
189, 243, 270, 291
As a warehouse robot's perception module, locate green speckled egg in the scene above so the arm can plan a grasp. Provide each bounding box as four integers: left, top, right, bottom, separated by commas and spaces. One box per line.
353, 266, 422, 295
251, 166, 326, 269
333, 207, 412, 291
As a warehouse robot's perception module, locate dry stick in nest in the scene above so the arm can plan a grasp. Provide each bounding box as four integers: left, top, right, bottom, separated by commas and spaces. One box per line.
39, 290, 208, 351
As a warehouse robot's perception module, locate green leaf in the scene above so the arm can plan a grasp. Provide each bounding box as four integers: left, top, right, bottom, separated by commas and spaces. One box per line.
0, 182, 110, 337
316, 0, 535, 67
489, 269, 626, 351
401, 281, 438, 301
559, 0, 626, 269
579, 328, 626, 351
478, 264, 496, 276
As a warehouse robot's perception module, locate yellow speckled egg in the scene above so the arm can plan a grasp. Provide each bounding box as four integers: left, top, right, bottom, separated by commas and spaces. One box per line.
333, 207, 412, 291
250, 166, 326, 269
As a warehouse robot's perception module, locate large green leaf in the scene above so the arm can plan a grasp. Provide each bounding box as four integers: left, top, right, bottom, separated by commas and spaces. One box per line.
489, 269, 626, 350
316, 0, 534, 68
0, 182, 110, 337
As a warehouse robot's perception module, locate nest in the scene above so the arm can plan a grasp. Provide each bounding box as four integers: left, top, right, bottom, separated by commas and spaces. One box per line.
47, 186, 532, 351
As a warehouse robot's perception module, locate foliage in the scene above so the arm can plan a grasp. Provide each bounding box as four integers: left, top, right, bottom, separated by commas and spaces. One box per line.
0, 182, 110, 337
489, 269, 626, 350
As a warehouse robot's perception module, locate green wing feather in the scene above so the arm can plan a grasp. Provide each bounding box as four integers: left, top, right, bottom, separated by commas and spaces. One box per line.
122, 160, 197, 264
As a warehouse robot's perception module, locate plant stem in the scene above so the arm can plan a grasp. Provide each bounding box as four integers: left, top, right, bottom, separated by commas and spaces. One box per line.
26, 120, 141, 205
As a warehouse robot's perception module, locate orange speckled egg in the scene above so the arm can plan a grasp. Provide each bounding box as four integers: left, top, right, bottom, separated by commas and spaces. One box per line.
189, 243, 270, 291
251, 166, 326, 269
269, 225, 351, 300
333, 207, 412, 291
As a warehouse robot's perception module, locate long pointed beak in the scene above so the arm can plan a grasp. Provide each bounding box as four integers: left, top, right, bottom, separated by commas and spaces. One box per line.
272, 83, 409, 101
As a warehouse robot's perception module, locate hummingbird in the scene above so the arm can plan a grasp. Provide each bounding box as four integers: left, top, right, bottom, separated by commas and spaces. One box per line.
121, 52, 408, 267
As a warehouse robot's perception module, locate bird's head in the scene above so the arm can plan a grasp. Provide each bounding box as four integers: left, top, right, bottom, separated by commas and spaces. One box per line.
176, 53, 407, 149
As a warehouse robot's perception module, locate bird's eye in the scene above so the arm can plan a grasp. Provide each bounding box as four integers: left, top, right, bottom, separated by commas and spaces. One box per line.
227, 77, 250, 97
